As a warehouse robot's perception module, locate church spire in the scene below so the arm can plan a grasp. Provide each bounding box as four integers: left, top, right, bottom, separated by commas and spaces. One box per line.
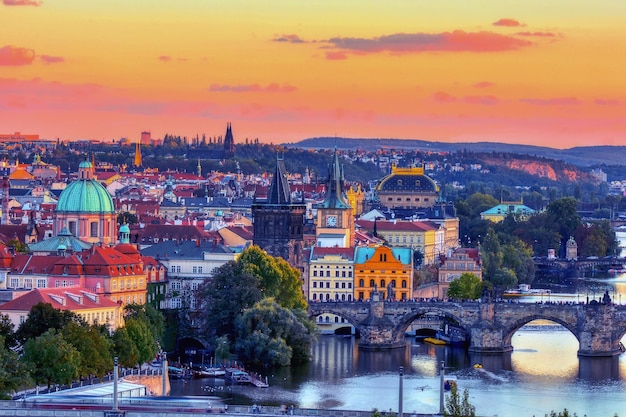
267, 153, 291, 204
134, 139, 142, 168
322, 147, 351, 209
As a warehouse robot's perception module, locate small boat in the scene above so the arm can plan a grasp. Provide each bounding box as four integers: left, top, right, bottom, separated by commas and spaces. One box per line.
473, 363, 482, 369
444, 379, 457, 391
424, 337, 447, 345
224, 368, 252, 384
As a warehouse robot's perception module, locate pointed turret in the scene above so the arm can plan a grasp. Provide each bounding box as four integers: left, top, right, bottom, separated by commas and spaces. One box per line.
322, 148, 351, 209
267, 153, 291, 205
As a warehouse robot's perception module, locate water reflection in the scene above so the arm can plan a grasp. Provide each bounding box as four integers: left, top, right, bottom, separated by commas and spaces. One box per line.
172, 326, 626, 416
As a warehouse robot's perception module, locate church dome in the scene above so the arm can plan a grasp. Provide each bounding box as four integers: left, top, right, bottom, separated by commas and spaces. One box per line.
57, 160, 114, 213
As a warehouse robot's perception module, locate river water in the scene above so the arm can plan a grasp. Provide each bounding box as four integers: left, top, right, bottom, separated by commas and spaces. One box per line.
171, 273, 626, 417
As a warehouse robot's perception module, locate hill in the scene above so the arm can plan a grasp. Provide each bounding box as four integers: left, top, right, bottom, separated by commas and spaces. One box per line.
286, 138, 626, 168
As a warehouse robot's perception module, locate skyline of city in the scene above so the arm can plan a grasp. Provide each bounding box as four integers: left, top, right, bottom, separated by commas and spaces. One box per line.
1, 1, 625, 148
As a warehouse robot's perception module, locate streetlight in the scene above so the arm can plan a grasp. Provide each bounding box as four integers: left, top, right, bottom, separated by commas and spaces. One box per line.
439, 361, 445, 416
398, 366, 403, 417
113, 356, 119, 412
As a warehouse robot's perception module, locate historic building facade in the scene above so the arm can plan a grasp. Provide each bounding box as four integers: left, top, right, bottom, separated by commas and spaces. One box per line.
376, 164, 439, 209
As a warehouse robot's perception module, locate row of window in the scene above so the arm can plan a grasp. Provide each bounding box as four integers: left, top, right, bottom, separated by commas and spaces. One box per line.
8, 278, 47, 289
111, 278, 145, 291
111, 294, 144, 304
312, 270, 353, 277
311, 293, 354, 301
312, 281, 353, 289
386, 196, 431, 202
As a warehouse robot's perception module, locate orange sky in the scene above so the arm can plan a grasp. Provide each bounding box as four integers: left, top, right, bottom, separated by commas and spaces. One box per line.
1, 0, 625, 148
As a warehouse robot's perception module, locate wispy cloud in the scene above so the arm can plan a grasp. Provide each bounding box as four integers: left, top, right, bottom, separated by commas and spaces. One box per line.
520, 97, 580, 106
158, 55, 171, 62
473, 81, 495, 89
209, 83, 297, 93
0, 45, 35, 66
493, 18, 524, 27
515, 31, 558, 38
3, 0, 42, 5
318, 30, 533, 59
271, 34, 306, 43
432, 92, 457, 103
595, 99, 622, 106
432, 91, 500, 105
39, 54, 64, 64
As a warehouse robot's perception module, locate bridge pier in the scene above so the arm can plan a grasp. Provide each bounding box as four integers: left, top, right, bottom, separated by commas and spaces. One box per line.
468, 303, 512, 354
358, 296, 405, 350
577, 304, 623, 357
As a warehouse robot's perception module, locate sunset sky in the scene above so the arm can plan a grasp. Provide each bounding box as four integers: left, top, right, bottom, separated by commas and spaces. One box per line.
1, 0, 625, 148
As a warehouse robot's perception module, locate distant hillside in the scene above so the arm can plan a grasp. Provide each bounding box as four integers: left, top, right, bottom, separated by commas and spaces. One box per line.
285, 138, 626, 168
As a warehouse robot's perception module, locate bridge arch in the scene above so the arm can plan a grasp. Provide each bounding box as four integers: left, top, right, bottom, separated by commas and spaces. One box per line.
395, 307, 471, 341
307, 305, 363, 333
502, 314, 579, 350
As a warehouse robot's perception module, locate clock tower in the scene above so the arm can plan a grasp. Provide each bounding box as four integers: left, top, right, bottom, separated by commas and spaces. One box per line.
316, 148, 354, 248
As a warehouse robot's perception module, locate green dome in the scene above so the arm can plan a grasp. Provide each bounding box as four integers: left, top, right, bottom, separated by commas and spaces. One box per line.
119, 224, 130, 234
57, 179, 115, 213
79, 160, 93, 169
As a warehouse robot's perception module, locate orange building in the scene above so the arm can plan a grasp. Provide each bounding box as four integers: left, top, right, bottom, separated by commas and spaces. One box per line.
354, 245, 413, 301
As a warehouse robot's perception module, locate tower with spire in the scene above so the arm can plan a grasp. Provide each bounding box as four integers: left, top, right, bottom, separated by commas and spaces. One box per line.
315, 148, 355, 248
252, 153, 306, 269
223, 122, 235, 158
133, 139, 142, 168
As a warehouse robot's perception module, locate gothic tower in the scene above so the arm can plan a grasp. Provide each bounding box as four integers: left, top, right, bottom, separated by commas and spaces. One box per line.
223, 122, 235, 158
315, 148, 355, 248
252, 154, 306, 270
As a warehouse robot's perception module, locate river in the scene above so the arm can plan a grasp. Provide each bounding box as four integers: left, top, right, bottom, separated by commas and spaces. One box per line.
171, 272, 626, 417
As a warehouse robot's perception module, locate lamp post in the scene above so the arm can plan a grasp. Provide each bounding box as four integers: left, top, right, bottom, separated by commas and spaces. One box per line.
113, 356, 119, 412
162, 352, 168, 397
439, 361, 445, 416
398, 366, 403, 417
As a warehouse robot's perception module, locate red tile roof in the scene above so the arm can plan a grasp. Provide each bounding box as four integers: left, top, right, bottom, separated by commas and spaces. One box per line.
0, 287, 119, 312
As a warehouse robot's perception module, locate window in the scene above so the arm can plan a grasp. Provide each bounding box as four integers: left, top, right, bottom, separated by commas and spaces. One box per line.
369, 279, 375, 287
326, 271, 330, 277
69, 221, 77, 236
313, 270, 318, 277
342, 271, 346, 277
325, 282, 330, 288
313, 282, 317, 288
335, 271, 339, 277
335, 282, 339, 288
37, 279, 46, 288
381, 280, 386, 287
9, 278, 18, 288
90, 221, 98, 237
359, 279, 364, 287
24, 279, 32, 289
402, 280, 407, 288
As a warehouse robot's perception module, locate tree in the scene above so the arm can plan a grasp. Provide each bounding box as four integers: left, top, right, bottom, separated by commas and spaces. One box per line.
198, 260, 263, 342
238, 246, 308, 310
447, 273, 482, 300
124, 317, 158, 367
444, 384, 476, 417
124, 303, 165, 345
112, 327, 139, 369
62, 322, 113, 380
16, 302, 81, 345
234, 298, 316, 367
117, 212, 139, 225
0, 336, 31, 399
214, 335, 231, 364
0, 314, 16, 350
21, 329, 81, 389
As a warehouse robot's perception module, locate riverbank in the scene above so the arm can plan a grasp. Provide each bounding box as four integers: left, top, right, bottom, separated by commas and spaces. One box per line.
0, 401, 449, 417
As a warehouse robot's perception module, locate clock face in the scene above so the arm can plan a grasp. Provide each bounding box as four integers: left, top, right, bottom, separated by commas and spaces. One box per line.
326, 215, 338, 227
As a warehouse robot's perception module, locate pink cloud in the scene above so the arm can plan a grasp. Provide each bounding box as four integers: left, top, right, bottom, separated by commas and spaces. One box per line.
473, 81, 495, 89
3, 0, 42, 5
325, 51, 348, 60
595, 99, 622, 106
520, 97, 580, 106
39, 54, 64, 64
272, 34, 306, 43
515, 31, 558, 38
462, 95, 499, 105
321, 30, 533, 58
157, 55, 171, 62
208, 83, 297, 93
0, 45, 35, 66
432, 92, 457, 103
493, 18, 523, 27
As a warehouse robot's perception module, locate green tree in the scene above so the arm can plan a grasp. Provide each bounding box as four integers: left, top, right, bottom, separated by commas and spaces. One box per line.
124, 303, 165, 345
62, 322, 113, 380
214, 335, 231, 364
198, 260, 263, 342
444, 384, 476, 417
447, 273, 482, 300
238, 246, 308, 310
21, 329, 81, 389
234, 298, 317, 367
0, 314, 16, 350
16, 302, 81, 345
125, 317, 158, 367
112, 327, 139, 369
0, 336, 31, 399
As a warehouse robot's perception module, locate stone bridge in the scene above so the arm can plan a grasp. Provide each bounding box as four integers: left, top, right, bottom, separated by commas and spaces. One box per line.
308, 296, 626, 357
534, 257, 622, 272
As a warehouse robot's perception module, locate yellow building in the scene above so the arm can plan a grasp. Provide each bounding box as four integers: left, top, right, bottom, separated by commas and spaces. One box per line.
308, 247, 355, 302
354, 245, 413, 301
355, 219, 443, 265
